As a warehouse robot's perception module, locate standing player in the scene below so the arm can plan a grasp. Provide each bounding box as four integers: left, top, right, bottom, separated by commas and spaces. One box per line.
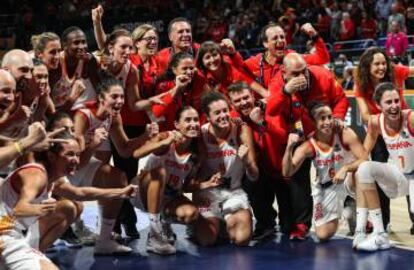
282, 102, 366, 241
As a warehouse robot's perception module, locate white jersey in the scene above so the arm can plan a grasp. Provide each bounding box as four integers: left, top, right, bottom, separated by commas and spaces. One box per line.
0, 163, 50, 232
114, 60, 132, 89
309, 129, 356, 186
52, 53, 96, 110
380, 110, 414, 177
200, 123, 244, 190
77, 102, 112, 150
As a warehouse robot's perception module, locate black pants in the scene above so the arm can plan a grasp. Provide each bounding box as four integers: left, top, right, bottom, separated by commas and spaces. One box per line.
243, 159, 312, 233
371, 135, 414, 227
111, 125, 147, 230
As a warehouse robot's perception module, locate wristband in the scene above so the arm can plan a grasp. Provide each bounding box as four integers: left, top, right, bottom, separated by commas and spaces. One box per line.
14, 141, 24, 156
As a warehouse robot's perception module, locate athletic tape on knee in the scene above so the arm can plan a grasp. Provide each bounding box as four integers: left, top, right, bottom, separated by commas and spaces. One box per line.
356, 162, 375, 184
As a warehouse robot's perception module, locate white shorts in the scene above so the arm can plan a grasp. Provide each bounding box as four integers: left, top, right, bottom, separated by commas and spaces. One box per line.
68, 156, 102, 187
368, 162, 410, 199
312, 173, 355, 227
194, 188, 250, 220
0, 230, 50, 270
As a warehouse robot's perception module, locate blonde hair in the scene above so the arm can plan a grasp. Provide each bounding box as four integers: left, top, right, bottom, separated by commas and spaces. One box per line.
31, 32, 60, 56
131, 24, 158, 52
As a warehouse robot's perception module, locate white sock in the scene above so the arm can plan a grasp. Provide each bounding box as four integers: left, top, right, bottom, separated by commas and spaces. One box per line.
149, 213, 161, 234
355, 208, 368, 233
369, 208, 385, 234
99, 218, 116, 241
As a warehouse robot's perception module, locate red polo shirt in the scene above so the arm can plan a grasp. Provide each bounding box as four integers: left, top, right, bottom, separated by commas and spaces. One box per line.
157, 43, 201, 74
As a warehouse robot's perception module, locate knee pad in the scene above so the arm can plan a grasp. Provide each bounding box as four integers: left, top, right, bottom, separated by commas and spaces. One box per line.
356, 161, 375, 184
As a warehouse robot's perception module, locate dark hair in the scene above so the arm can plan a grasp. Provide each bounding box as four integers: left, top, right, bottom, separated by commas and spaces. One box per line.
61, 26, 83, 46
32, 58, 46, 67
168, 17, 192, 35
34, 131, 76, 162
227, 81, 251, 95
175, 105, 197, 121
201, 91, 228, 115
196, 41, 223, 74
156, 52, 193, 83
96, 74, 123, 96
373, 82, 398, 104
260, 23, 283, 42
104, 28, 131, 55
355, 47, 395, 94
308, 101, 330, 120
46, 112, 72, 131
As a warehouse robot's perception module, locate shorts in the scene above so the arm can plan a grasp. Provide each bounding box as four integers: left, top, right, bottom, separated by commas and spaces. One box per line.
0, 230, 50, 270
312, 173, 355, 227
68, 156, 102, 187
194, 188, 250, 220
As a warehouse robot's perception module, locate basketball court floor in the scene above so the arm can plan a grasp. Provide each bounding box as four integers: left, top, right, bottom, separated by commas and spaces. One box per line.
48, 199, 414, 270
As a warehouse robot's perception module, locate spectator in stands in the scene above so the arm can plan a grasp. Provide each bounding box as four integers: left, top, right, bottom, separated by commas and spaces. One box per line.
339, 12, 355, 41
325, 1, 341, 41
342, 66, 354, 90
375, 0, 394, 35
360, 11, 377, 40
388, 2, 406, 33
385, 21, 409, 64
316, 8, 332, 42
406, 7, 414, 35
202, 15, 228, 43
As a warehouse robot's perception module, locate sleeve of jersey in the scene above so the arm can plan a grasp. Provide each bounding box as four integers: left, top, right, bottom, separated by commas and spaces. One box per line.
152, 93, 174, 118
394, 64, 410, 109
227, 52, 257, 79
233, 67, 254, 85
302, 37, 330, 65
265, 115, 288, 139
330, 78, 349, 120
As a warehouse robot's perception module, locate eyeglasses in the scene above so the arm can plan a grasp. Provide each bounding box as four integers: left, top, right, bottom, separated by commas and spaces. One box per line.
141, 36, 158, 42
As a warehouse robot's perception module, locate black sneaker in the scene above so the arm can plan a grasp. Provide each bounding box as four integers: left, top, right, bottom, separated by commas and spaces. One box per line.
252, 227, 276, 241
122, 223, 140, 239
59, 227, 82, 248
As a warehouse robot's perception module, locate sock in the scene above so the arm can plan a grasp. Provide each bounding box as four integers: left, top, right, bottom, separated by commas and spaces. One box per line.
99, 218, 116, 241
149, 213, 161, 234
355, 208, 368, 233
369, 208, 385, 234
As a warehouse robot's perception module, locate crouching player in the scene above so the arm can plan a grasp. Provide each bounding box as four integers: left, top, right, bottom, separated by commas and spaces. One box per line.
282, 102, 366, 242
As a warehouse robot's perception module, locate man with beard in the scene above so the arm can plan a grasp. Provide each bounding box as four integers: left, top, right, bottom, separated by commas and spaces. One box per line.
49, 26, 100, 112
0, 50, 33, 138
157, 17, 200, 73
243, 23, 330, 88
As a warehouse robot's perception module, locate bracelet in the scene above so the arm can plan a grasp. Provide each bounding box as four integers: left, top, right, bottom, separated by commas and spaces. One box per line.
14, 141, 24, 156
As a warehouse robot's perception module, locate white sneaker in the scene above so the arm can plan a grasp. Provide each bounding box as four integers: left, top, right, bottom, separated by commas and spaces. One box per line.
147, 232, 176, 255
94, 239, 132, 255
356, 232, 391, 252
352, 232, 366, 249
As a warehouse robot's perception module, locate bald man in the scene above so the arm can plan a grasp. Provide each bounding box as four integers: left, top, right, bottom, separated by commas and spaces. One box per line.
0, 70, 16, 121
267, 53, 349, 136
1, 49, 33, 93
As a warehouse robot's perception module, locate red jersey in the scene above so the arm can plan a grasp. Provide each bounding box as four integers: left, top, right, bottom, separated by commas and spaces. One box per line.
152, 71, 206, 131
244, 37, 330, 88
157, 43, 201, 74
354, 64, 409, 115
267, 65, 349, 135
